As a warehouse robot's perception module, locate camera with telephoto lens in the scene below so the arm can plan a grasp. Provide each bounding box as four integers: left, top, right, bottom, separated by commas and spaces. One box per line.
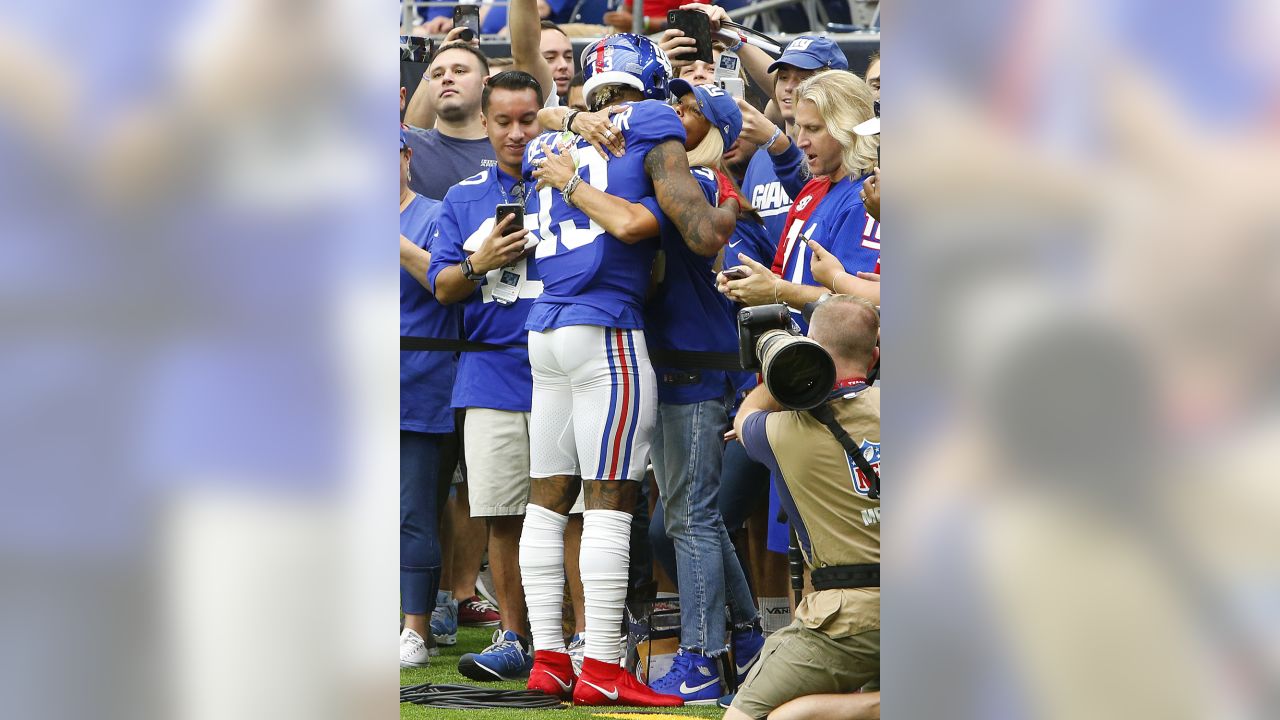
738, 304, 836, 410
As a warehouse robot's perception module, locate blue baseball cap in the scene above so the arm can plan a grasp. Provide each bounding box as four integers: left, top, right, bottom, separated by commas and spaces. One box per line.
767, 36, 849, 73
670, 79, 743, 148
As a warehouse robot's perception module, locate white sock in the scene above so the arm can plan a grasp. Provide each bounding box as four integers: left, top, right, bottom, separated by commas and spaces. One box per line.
579, 509, 632, 663
520, 503, 569, 652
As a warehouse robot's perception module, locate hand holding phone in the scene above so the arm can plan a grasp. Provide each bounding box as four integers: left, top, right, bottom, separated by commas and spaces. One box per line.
666, 10, 714, 64
453, 4, 481, 41
721, 265, 751, 280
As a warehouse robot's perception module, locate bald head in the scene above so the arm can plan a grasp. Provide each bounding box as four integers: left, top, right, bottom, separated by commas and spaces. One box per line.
807, 296, 880, 371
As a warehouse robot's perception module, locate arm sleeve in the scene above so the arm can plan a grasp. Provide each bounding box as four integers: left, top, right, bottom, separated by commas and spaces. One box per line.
741, 411, 784, 478
626, 101, 687, 150
426, 200, 466, 293
769, 142, 808, 199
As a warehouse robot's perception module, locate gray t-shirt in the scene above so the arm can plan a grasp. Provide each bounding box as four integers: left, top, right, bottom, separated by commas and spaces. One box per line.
404, 126, 497, 201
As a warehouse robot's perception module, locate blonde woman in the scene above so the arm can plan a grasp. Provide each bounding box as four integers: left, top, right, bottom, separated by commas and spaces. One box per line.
718, 71, 880, 323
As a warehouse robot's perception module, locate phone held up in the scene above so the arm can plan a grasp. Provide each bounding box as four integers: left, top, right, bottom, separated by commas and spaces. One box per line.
490, 203, 525, 306
666, 10, 714, 64
453, 4, 481, 41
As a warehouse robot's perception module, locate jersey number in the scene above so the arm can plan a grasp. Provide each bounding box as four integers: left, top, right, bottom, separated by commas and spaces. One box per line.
535, 148, 611, 257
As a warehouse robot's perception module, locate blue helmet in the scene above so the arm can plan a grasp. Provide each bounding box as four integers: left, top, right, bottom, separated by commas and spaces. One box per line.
579, 33, 673, 110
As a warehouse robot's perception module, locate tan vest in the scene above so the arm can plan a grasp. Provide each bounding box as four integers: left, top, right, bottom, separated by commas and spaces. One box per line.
765, 387, 880, 637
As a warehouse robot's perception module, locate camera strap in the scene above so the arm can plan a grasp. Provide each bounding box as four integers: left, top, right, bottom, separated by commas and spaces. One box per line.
808, 402, 880, 500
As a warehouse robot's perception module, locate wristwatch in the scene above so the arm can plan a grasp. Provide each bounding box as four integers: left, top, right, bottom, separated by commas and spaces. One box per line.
460, 257, 484, 282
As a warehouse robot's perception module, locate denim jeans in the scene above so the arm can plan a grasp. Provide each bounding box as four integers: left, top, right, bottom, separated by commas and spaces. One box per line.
649, 399, 759, 654
654, 435, 772, 598
401, 429, 457, 616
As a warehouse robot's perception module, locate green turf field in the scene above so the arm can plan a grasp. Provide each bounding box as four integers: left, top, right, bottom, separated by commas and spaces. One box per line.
401, 626, 725, 720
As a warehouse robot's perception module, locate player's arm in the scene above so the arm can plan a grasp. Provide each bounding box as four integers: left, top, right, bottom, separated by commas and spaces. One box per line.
509, 0, 555, 101
400, 235, 434, 292
536, 106, 627, 158
644, 139, 739, 257
531, 141, 658, 242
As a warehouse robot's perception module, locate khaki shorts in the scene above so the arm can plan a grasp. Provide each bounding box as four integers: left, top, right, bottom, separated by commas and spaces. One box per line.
465, 408, 584, 517
732, 620, 879, 720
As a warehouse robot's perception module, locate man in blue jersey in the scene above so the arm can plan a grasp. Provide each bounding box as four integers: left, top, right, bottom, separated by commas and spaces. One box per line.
427, 70, 586, 682
515, 33, 741, 708
399, 128, 461, 670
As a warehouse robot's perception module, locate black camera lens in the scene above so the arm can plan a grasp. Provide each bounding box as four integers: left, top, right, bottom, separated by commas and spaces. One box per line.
758, 331, 836, 410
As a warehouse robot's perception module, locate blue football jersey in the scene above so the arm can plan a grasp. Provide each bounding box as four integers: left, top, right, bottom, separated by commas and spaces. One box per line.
742, 141, 806, 251
427, 167, 542, 413
645, 167, 741, 406
401, 193, 458, 433
522, 100, 684, 332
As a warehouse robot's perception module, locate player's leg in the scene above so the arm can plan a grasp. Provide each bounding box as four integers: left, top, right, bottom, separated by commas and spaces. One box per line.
522, 328, 582, 696
563, 325, 679, 707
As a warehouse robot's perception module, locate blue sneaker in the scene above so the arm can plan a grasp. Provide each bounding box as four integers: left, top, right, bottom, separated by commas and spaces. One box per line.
648, 648, 724, 705
731, 626, 766, 685
458, 629, 534, 681
717, 692, 735, 709
431, 593, 458, 646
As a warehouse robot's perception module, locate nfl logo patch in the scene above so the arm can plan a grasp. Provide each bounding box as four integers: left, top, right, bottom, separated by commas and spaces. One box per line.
847, 439, 880, 497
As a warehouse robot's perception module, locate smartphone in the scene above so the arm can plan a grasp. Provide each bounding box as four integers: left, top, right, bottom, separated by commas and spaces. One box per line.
453, 4, 481, 41
717, 77, 745, 100
714, 50, 740, 80
495, 203, 524, 231
667, 10, 714, 65
722, 266, 750, 280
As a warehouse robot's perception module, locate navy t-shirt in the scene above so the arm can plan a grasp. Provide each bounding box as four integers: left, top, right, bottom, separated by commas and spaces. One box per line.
401, 193, 459, 433
404, 126, 497, 201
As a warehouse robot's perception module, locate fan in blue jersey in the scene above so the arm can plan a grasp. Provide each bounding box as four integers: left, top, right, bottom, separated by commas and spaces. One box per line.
720, 72, 880, 330
512, 32, 742, 709
399, 127, 461, 671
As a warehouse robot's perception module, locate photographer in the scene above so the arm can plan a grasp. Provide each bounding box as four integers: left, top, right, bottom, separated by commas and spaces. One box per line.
727, 295, 881, 720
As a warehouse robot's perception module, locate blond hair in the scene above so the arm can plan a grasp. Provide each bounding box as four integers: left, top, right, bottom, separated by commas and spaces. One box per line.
794, 71, 878, 179
685, 125, 725, 171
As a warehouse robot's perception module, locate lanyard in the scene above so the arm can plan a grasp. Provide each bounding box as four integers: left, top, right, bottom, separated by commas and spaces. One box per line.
497, 170, 526, 208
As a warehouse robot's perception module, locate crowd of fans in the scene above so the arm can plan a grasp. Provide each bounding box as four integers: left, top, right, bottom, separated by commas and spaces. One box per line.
400, 2, 880, 717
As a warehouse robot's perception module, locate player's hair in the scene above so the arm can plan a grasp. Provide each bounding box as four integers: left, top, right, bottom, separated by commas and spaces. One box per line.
588, 84, 643, 112
540, 20, 568, 37
482, 70, 545, 113
809, 295, 879, 366
429, 41, 490, 75
794, 71, 877, 178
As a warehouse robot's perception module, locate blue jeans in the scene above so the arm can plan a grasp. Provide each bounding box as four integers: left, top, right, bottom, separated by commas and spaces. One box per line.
401, 429, 456, 616
649, 399, 759, 654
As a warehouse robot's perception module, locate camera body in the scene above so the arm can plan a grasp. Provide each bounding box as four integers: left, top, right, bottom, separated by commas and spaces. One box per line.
738, 304, 837, 410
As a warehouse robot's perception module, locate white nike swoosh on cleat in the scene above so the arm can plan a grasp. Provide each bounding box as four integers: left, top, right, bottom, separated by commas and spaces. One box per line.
544, 672, 573, 692
582, 679, 619, 700
679, 677, 721, 694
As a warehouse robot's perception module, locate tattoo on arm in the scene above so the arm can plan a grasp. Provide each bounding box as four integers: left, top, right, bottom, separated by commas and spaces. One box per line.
644, 140, 737, 258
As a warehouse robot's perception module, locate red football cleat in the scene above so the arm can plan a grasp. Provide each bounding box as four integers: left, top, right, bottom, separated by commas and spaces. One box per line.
572, 657, 684, 707
527, 649, 576, 700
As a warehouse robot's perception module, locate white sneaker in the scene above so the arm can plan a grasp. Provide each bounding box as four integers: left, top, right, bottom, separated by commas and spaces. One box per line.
400, 628, 431, 669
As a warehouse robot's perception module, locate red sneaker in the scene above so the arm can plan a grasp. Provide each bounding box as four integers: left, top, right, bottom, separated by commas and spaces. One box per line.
458, 595, 501, 627
572, 657, 684, 707
527, 649, 575, 700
